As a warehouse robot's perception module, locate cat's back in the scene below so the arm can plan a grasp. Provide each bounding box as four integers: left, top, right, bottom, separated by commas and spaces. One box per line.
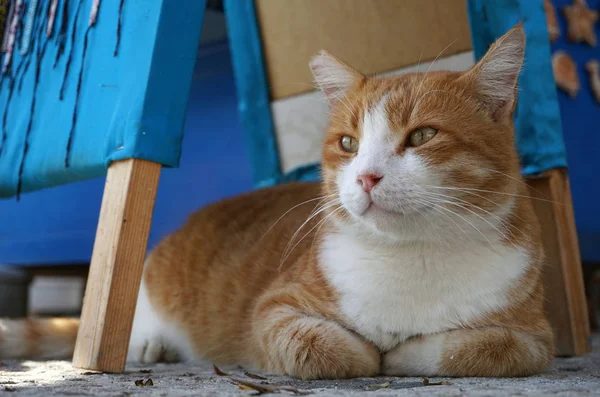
161, 181, 322, 259
141, 181, 323, 363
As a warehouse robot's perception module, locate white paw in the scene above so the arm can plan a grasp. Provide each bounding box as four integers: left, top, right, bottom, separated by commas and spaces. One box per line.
128, 336, 179, 364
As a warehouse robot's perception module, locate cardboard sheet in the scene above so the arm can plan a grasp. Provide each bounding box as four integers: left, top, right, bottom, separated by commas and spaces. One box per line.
255, 0, 472, 99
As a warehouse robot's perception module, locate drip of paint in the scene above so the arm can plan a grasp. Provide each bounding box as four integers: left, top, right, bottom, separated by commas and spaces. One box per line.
53, 0, 69, 67
65, 0, 101, 166
0, 48, 26, 157
16, 2, 51, 199
114, 0, 124, 56
58, 0, 83, 100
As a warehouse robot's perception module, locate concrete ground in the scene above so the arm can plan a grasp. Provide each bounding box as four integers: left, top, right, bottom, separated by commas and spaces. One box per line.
1, 334, 599, 396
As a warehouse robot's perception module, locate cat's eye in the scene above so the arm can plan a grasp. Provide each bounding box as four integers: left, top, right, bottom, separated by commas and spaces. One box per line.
407, 127, 438, 147
340, 136, 359, 153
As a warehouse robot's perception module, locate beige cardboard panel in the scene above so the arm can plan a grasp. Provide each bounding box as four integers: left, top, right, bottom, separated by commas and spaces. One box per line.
255, 0, 472, 100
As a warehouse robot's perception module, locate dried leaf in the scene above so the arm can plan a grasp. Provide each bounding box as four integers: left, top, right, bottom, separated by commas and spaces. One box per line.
213, 364, 230, 376
367, 381, 391, 390
134, 378, 154, 387
231, 378, 310, 395
238, 384, 256, 391
139, 369, 152, 374
244, 371, 268, 380
422, 377, 452, 386
80, 371, 102, 376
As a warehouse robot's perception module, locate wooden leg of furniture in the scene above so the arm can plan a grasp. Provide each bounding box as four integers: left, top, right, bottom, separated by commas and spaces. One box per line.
72, 159, 161, 373
527, 168, 590, 356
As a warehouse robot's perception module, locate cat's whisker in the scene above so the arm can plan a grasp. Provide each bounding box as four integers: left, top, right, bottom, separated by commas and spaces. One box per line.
414, 197, 476, 245
413, 39, 458, 100
407, 49, 425, 107
422, 185, 563, 205
412, 89, 463, 111
421, 191, 515, 229
309, 205, 346, 262
262, 195, 337, 239
427, 193, 524, 248
337, 86, 358, 121
307, 195, 341, 222
281, 199, 341, 265
420, 193, 520, 250
419, 197, 495, 248
310, 205, 349, 262
416, 49, 424, 74
426, 186, 527, 224
280, 205, 343, 269
408, 198, 446, 246
481, 167, 548, 198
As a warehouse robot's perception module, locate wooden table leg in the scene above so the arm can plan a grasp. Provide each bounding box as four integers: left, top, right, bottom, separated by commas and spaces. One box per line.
527, 168, 590, 356
72, 159, 161, 373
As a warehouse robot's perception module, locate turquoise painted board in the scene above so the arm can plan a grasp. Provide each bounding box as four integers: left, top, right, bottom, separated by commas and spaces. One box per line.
224, 0, 281, 187
0, 0, 205, 198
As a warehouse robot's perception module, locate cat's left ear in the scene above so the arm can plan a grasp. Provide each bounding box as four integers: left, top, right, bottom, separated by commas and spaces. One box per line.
309, 50, 364, 105
461, 24, 526, 122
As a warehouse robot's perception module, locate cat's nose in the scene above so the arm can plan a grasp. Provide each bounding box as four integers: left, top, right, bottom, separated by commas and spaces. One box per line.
357, 173, 383, 193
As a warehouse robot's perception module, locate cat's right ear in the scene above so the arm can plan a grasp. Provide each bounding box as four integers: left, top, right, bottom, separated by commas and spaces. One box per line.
460, 24, 526, 122
309, 51, 364, 104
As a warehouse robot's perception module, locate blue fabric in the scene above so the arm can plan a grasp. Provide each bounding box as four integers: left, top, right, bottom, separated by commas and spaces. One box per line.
223, 0, 282, 187
0, 0, 205, 197
467, 0, 568, 176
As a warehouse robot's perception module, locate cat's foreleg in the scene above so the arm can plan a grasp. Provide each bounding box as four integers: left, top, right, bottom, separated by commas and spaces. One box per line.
382, 327, 553, 377
251, 295, 380, 380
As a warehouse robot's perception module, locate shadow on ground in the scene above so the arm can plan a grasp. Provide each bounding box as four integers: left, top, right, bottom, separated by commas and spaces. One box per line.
1, 335, 598, 396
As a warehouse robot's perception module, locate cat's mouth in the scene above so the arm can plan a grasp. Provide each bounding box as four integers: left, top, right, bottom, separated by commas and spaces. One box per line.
361, 200, 402, 217
359, 199, 432, 218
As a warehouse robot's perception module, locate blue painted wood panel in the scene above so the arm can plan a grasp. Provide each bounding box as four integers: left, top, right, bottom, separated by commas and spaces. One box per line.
0, 0, 205, 197
0, 41, 253, 265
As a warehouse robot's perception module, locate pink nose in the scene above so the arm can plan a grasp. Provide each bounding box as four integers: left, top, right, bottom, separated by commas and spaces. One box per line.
357, 173, 383, 193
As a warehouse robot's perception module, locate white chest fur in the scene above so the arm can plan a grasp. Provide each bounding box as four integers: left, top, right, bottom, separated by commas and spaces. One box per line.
319, 230, 530, 351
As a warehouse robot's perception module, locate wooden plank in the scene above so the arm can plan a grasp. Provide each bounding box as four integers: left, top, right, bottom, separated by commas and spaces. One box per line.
255, 0, 472, 99
72, 159, 161, 373
527, 169, 590, 356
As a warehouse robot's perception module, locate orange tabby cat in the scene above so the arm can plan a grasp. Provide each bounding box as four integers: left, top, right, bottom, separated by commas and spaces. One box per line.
0, 25, 554, 379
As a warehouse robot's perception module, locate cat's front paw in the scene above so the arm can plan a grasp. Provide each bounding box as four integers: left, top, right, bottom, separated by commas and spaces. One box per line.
382, 335, 445, 376
128, 336, 179, 364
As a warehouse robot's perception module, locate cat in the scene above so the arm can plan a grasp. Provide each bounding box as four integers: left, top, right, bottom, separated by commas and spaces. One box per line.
0, 25, 554, 379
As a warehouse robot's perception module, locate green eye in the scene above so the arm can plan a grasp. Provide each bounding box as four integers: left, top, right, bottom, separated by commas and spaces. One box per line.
340, 136, 359, 153
408, 127, 438, 147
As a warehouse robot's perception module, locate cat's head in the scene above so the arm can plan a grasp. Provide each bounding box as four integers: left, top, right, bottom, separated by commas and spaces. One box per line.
310, 26, 526, 242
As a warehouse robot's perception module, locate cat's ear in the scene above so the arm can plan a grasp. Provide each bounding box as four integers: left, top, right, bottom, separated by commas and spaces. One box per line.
309, 50, 364, 104
462, 24, 526, 122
